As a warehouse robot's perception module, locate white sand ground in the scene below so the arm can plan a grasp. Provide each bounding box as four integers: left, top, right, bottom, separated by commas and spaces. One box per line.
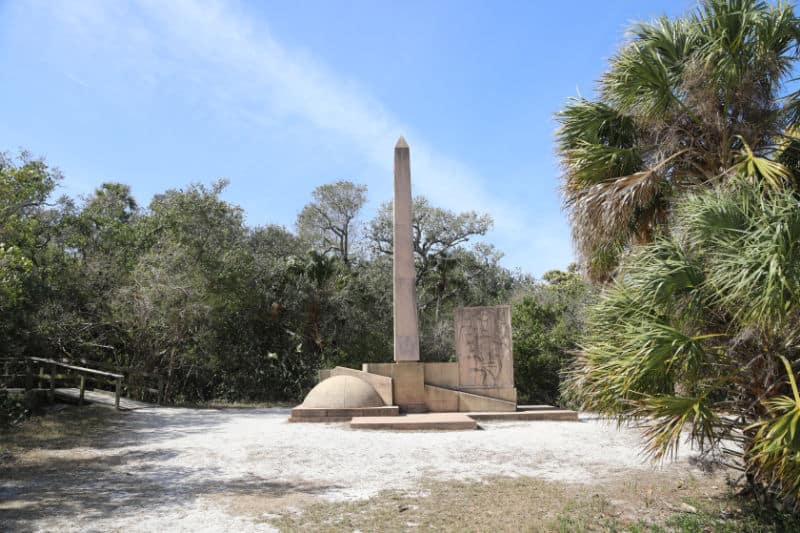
2, 407, 714, 532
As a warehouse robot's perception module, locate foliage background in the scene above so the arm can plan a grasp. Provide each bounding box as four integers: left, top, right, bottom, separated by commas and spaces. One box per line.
0, 151, 585, 405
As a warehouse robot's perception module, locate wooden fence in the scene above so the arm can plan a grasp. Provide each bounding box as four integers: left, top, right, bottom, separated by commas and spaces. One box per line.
0, 356, 165, 410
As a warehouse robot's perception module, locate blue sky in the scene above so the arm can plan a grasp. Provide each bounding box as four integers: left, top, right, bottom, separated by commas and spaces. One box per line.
0, 0, 693, 276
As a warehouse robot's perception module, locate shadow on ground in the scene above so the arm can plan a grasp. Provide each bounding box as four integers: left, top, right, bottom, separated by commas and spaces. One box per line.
0, 407, 320, 530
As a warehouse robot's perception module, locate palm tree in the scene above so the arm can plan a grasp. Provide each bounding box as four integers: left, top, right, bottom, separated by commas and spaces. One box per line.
556, 0, 800, 281
288, 250, 342, 355
565, 180, 800, 507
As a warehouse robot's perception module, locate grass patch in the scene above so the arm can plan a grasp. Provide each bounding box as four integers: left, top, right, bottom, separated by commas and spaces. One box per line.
270, 474, 800, 532
662, 501, 800, 533
0, 404, 113, 454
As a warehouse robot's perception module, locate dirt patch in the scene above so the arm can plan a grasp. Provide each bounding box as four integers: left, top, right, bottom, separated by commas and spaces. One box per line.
210, 492, 320, 521
0, 404, 113, 453
272, 471, 777, 532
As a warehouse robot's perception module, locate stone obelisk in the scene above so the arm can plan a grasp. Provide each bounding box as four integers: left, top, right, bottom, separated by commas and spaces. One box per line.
393, 136, 421, 362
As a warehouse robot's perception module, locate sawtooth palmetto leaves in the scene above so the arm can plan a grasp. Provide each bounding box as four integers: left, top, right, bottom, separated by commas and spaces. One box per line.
556, 0, 800, 281
749, 357, 800, 506
565, 181, 800, 508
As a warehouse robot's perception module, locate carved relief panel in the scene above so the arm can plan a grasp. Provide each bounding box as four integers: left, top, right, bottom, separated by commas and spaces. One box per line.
455, 305, 514, 389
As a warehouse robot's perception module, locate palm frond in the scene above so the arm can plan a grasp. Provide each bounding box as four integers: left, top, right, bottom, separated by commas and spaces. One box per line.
748, 356, 800, 507
556, 0, 800, 281
692, 185, 800, 330
556, 98, 642, 188
567, 169, 666, 273
633, 393, 724, 461
732, 136, 791, 189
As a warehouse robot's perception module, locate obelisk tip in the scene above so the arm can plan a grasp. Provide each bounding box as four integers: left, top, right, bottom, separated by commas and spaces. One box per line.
395, 136, 408, 149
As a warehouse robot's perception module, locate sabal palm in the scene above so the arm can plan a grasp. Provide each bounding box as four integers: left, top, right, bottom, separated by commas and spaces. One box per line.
556, 0, 800, 281
565, 181, 800, 507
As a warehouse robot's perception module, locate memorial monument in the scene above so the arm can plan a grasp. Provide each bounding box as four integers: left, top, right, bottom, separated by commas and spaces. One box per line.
392, 136, 420, 363
289, 138, 577, 428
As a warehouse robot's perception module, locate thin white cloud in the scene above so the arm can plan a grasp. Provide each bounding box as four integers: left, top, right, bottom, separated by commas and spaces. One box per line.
36, 0, 523, 215
14, 0, 570, 272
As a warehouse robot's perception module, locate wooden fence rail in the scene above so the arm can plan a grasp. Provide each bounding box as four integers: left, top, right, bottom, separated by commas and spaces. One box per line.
27, 356, 125, 409
38, 357, 166, 405
1, 356, 165, 410
62, 357, 166, 403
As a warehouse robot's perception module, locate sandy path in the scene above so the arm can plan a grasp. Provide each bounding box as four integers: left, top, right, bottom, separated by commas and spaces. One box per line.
1, 408, 712, 532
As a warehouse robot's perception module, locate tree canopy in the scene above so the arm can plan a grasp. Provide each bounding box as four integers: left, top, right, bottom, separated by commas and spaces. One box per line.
296, 180, 367, 265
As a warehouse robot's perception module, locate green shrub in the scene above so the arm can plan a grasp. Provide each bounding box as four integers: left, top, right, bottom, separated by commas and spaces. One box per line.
567, 182, 800, 508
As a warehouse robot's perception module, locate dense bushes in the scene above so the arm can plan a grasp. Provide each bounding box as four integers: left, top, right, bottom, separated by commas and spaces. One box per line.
512, 267, 590, 405
566, 182, 800, 508
0, 389, 28, 428
555, 0, 800, 509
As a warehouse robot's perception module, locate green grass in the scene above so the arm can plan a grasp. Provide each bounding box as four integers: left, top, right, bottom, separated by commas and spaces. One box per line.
270, 476, 800, 532
662, 502, 800, 533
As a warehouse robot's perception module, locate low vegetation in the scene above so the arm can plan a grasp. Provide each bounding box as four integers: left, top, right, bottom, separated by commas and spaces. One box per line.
566, 182, 800, 508
558, 0, 800, 513
272, 475, 799, 532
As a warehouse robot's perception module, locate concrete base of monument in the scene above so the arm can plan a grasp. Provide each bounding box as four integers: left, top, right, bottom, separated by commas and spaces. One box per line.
289, 406, 579, 427
467, 405, 579, 422
291, 364, 580, 425
351, 412, 477, 431
288, 406, 400, 423
348, 406, 579, 430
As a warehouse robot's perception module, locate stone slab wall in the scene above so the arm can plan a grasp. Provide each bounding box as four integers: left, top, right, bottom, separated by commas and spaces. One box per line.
455, 305, 514, 390
424, 384, 516, 412
424, 384, 459, 412
422, 362, 459, 388
363, 362, 426, 412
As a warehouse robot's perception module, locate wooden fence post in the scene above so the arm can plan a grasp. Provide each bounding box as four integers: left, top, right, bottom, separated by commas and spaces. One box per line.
79, 374, 85, 406
115, 376, 121, 410
25, 359, 33, 391
49, 362, 56, 404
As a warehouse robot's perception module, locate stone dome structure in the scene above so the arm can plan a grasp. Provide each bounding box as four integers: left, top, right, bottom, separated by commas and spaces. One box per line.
301, 375, 384, 409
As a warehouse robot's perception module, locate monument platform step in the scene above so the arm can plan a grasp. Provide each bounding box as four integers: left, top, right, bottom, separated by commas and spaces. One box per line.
288, 416, 354, 423
466, 408, 579, 421
289, 405, 399, 422
424, 384, 517, 413
351, 412, 477, 431
517, 404, 562, 410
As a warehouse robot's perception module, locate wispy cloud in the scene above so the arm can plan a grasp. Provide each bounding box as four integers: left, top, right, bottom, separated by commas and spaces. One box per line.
14, 0, 571, 272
